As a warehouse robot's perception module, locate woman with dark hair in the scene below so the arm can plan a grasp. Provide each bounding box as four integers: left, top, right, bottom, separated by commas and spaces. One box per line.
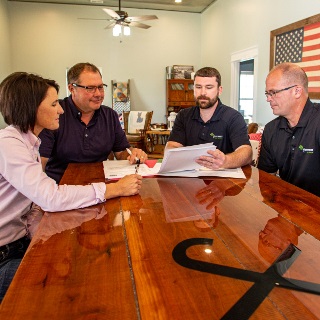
0, 72, 142, 301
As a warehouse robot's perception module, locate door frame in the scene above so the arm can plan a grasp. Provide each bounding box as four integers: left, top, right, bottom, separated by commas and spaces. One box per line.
230, 46, 258, 122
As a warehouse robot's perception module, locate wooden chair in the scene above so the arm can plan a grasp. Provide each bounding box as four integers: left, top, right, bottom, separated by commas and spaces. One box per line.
123, 111, 153, 151
250, 139, 260, 167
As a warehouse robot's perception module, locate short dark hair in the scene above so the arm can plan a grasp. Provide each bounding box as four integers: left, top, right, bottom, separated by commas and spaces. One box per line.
194, 67, 222, 87
0, 72, 59, 133
67, 62, 102, 84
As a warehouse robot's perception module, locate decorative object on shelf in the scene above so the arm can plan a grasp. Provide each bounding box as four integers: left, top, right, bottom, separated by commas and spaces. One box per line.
166, 66, 172, 79
151, 123, 167, 130
270, 13, 320, 99
167, 112, 177, 130
172, 65, 194, 79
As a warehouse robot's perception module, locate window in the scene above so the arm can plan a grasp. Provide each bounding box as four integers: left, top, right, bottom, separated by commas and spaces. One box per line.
238, 59, 254, 124
230, 46, 258, 124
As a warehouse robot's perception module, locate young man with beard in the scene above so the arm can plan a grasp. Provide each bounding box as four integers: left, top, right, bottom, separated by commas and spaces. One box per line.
166, 67, 252, 170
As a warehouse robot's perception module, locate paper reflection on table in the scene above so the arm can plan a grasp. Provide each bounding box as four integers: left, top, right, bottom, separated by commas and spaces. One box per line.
157, 177, 247, 230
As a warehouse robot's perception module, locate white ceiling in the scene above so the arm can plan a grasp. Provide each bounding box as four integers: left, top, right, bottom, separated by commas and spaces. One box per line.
7, 0, 217, 13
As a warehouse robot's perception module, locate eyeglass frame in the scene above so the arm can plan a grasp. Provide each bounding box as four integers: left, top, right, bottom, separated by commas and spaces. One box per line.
265, 85, 297, 98
71, 83, 108, 93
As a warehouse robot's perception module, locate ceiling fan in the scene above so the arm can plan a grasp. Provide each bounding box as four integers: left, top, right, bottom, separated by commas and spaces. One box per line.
102, 0, 158, 30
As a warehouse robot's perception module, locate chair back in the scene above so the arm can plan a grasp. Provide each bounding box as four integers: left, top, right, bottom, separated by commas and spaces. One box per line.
123, 111, 153, 151
123, 111, 153, 135
250, 139, 260, 167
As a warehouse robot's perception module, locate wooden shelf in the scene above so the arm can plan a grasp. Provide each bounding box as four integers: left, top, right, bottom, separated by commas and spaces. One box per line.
166, 79, 194, 116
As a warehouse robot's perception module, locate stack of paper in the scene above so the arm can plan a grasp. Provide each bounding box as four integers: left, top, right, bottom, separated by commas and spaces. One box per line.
158, 143, 215, 173
103, 143, 245, 179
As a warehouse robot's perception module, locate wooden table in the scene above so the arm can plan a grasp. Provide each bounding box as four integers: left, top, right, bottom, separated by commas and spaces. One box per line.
1, 164, 320, 319
145, 130, 171, 158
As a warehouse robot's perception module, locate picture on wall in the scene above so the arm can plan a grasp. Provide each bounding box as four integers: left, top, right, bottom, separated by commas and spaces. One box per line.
270, 13, 320, 99
172, 65, 194, 79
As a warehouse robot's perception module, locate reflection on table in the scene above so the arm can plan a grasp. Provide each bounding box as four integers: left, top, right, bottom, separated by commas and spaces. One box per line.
1, 163, 320, 319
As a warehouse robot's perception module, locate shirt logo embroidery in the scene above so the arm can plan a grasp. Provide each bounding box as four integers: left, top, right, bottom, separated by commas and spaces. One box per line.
299, 145, 314, 154
210, 133, 223, 140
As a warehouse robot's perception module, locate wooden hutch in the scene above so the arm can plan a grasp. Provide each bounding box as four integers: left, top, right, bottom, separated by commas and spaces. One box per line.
166, 79, 194, 116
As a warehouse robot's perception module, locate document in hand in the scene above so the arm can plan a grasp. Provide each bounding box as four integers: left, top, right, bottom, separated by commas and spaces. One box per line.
158, 143, 216, 174
103, 143, 245, 179
157, 143, 246, 178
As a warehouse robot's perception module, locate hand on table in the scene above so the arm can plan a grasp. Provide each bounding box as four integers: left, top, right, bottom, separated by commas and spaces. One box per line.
105, 174, 142, 198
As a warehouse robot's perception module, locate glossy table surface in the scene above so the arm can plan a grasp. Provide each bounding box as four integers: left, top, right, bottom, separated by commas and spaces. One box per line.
1, 163, 320, 319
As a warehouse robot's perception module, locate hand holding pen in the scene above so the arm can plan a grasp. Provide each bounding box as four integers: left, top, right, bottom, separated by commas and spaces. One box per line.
126, 148, 145, 174
135, 159, 140, 174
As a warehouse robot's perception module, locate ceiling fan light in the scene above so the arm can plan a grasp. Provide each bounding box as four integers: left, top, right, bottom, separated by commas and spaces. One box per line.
123, 26, 130, 36
113, 24, 121, 36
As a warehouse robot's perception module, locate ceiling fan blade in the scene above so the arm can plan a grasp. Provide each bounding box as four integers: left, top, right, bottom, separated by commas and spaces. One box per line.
102, 8, 120, 20
129, 21, 151, 29
104, 22, 116, 29
78, 18, 111, 21
127, 15, 158, 22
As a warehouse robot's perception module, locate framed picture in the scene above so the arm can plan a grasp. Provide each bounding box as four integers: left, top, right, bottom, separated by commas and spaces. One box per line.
270, 13, 320, 99
172, 65, 194, 79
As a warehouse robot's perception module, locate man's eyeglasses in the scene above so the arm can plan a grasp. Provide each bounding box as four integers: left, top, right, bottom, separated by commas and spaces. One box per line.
72, 83, 108, 93
265, 85, 297, 98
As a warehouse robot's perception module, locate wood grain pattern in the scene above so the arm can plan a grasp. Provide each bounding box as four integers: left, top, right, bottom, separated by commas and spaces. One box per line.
1, 163, 320, 319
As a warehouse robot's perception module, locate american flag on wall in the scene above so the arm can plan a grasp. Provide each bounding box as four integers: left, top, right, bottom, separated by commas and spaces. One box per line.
274, 21, 320, 94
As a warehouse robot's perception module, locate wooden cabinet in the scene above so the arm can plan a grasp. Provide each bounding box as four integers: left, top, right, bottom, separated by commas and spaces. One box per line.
166, 79, 194, 115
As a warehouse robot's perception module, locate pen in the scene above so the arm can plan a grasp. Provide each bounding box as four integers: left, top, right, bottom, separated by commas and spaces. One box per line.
126, 148, 140, 174
126, 148, 140, 162
135, 160, 140, 174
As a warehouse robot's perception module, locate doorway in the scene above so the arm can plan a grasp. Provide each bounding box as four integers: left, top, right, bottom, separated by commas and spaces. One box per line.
230, 46, 258, 124
238, 59, 254, 124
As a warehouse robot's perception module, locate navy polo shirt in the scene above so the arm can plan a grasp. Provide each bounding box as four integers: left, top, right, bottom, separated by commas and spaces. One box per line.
39, 96, 130, 183
168, 100, 250, 153
258, 99, 320, 196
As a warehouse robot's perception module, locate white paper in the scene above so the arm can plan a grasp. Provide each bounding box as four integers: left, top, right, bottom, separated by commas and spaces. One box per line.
103, 142, 245, 179
158, 143, 216, 173
103, 160, 161, 179
157, 167, 246, 179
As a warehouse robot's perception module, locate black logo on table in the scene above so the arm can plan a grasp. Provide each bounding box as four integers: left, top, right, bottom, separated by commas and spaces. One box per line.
172, 238, 320, 319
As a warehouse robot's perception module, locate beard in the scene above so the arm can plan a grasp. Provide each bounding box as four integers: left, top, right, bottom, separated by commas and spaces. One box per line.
195, 95, 219, 109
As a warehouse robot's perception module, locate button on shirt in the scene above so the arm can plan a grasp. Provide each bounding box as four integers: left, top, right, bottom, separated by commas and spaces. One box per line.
258, 99, 320, 196
0, 126, 106, 246
39, 96, 130, 183
168, 100, 250, 152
